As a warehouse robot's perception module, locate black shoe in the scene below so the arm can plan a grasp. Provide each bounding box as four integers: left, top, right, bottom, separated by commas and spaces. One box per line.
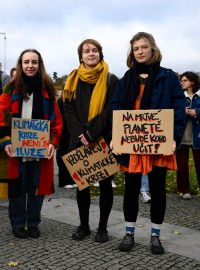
72, 225, 90, 240
28, 227, 40, 238
119, 233, 134, 252
95, 228, 108, 243
12, 228, 28, 239
150, 236, 164, 254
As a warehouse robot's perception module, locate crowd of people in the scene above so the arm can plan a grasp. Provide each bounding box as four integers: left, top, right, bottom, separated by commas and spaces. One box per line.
0, 31, 199, 255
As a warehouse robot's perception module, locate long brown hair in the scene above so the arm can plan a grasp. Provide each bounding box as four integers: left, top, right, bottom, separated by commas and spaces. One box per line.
14, 49, 56, 101
127, 32, 162, 68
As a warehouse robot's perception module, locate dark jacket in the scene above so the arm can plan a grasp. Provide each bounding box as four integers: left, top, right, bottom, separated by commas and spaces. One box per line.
184, 89, 200, 148
64, 73, 118, 151
111, 66, 187, 167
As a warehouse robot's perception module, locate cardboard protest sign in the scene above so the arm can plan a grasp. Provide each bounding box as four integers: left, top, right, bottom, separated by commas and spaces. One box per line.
112, 109, 174, 155
62, 138, 119, 190
11, 118, 50, 158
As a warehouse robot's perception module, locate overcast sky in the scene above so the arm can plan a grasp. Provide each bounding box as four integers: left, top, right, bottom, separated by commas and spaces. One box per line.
0, 0, 200, 78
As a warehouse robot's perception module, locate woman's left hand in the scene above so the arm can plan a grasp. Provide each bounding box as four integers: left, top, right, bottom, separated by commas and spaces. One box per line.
48, 144, 55, 159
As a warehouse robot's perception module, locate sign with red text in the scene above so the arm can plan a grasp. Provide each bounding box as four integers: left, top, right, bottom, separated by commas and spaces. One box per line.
112, 109, 174, 155
11, 118, 50, 158
62, 138, 119, 190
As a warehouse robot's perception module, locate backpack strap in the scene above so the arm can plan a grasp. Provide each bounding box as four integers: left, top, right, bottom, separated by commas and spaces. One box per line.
106, 72, 112, 88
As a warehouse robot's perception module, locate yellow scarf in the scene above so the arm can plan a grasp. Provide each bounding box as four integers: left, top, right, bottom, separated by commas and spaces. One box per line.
63, 61, 109, 121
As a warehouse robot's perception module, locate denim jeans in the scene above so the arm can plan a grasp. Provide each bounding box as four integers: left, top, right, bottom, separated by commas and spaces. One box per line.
9, 161, 44, 229
140, 174, 149, 192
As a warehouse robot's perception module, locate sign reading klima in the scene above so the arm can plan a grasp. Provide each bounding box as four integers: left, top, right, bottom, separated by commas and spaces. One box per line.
11, 118, 50, 158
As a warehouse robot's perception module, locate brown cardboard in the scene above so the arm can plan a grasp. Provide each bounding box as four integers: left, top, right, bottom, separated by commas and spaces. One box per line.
112, 109, 174, 155
62, 138, 119, 190
11, 117, 50, 158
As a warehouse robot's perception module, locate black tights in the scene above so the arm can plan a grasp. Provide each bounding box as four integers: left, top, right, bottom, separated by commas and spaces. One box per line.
76, 177, 113, 229
124, 166, 167, 224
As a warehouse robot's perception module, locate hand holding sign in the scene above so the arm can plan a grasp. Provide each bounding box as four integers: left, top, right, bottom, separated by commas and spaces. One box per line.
79, 133, 89, 146
4, 144, 15, 158
48, 144, 55, 160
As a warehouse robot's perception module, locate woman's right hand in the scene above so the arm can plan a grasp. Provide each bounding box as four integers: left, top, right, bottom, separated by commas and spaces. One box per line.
5, 144, 15, 157
110, 140, 121, 155
79, 134, 89, 146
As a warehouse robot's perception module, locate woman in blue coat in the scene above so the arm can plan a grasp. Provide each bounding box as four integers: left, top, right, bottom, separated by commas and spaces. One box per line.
111, 32, 186, 255
176, 71, 200, 199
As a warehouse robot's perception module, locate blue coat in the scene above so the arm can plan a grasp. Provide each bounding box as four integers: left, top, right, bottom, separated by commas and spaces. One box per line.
184, 90, 200, 148
111, 66, 187, 167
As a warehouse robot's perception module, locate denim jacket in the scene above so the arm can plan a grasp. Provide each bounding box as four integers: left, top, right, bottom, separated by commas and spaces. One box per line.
184, 89, 200, 148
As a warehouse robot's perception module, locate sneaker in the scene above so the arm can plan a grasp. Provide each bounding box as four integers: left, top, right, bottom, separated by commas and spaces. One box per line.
150, 236, 164, 254
72, 225, 90, 240
140, 192, 151, 203
12, 227, 28, 239
95, 228, 108, 243
64, 185, 74, 189
119, 233, 134, 252
93, 182, 99, 187
178, 192, 183, 198
28, 227, 40, 238
182, 193, 191, 199
112, 180, 117, 188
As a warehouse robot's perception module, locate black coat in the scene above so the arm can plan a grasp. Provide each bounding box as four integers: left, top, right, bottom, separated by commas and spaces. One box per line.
64, 73, 118, 151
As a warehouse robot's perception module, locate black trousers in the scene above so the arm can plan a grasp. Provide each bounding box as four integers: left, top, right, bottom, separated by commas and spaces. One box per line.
124, 166, 167, 224
76, 177, 113, 229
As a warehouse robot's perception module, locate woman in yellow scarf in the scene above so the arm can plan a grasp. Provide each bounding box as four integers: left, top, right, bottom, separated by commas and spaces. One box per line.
63, 39, 118, 243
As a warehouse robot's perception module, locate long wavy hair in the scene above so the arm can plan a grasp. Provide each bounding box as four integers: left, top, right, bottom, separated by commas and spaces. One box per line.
14, 49, 56, 101
127, 32, 162, 68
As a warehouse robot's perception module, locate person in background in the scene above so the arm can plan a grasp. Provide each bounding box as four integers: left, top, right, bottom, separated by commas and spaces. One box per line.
140, 174, 151, 203
111, 32, 186, 254
10, 67, 17, 81
63, 38, 118, 243
0, 49, 62, 239
56, 80, 77, 189
176, 71, 200, 199
0, 62, 10, 94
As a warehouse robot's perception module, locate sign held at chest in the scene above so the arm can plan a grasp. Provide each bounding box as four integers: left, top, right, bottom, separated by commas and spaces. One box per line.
112, 109, 174, 155
62, 138, 119, 190
11, 118, 50, 158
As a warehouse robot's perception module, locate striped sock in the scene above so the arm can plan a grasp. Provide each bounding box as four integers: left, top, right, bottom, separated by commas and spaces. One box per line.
125, 222, 135, 234
151, 223, 161, 237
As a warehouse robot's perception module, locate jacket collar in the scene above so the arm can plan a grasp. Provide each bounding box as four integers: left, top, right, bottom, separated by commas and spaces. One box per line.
184, 89, 200, 98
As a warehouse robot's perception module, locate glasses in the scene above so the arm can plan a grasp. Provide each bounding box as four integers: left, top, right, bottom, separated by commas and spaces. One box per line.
180, 79, 189, 83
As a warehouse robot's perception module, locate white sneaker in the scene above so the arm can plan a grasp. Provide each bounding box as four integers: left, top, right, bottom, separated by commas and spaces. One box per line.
112, 180, 117, 188
182, 193, 191, 199
178, 192, 183, 198
64, 185, 74, 189
140, 192, 151, 203
93, 182, 99, 187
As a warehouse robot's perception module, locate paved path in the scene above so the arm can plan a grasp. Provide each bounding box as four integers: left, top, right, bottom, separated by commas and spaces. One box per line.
0, 172, 200, 269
